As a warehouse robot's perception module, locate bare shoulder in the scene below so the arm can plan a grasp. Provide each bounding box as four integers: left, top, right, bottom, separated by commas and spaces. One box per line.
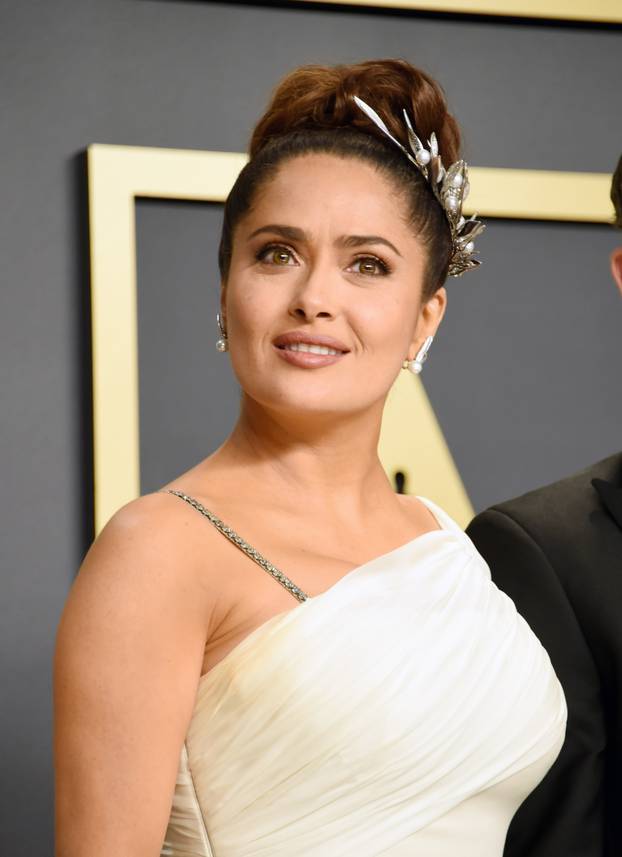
56, 490, 215, 679
92, 490, 199, 555
55, 490, 225, 710
81, 489, 216, 583
395, 492, 444, 532
53, 491, 224, 853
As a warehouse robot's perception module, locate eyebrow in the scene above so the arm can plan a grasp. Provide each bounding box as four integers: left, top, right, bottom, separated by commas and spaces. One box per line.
248, 224, 307, 242
338, 234, 402, 258
247, 224, 402, 257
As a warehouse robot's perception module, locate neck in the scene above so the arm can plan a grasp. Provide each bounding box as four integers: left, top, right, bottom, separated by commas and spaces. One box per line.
212, 393, 397, 515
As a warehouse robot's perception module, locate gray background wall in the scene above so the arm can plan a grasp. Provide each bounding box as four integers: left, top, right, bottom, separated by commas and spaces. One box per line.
2, 1, 621, 852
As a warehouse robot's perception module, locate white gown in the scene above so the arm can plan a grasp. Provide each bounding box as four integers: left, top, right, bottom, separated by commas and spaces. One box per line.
160, 492, 567, 857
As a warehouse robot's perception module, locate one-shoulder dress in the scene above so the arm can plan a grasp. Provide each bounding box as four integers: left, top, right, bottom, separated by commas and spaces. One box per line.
160, 490, 567, 857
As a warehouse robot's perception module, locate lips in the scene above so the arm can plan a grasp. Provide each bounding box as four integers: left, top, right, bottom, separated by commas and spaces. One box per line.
272, 330, 350, 354
272, 329, 350, 369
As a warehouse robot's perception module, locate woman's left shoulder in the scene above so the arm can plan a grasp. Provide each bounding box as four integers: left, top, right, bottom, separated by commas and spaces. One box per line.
398, 493, 463, 535
398, 493, 489, 566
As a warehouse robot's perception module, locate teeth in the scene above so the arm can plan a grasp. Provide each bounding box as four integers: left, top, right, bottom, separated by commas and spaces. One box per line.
283, 342, 342, 355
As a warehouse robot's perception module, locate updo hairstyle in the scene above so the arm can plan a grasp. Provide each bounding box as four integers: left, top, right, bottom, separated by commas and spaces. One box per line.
218, 59, 462, 299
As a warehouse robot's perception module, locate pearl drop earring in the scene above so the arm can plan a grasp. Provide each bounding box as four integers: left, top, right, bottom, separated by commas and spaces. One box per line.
407, 335, 434, 375
216, 312, 228, 352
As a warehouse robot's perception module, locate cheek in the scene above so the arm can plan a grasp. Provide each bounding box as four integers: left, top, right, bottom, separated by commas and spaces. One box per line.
226, 277, 278, 336
354, 293, 419, 352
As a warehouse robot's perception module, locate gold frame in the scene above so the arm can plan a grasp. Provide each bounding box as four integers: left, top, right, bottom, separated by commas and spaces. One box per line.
290, 0, 622, 24
88, 143, 612, 533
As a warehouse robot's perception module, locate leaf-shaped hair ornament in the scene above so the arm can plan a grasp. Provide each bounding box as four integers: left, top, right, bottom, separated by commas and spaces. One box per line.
352, 95, 485, 277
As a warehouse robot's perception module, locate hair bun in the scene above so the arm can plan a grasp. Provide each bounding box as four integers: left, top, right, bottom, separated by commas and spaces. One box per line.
250, 59, 461, 167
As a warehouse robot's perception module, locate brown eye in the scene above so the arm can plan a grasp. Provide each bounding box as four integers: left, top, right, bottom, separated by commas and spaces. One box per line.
258, 245, 297, 266
350, 256, 389, 276
272, 249, 293, 265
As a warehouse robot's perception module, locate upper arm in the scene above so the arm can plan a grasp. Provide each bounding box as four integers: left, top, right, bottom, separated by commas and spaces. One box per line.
53, 494, 212, 857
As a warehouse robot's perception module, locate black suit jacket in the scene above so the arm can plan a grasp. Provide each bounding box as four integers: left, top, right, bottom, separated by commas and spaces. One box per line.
466, 451, 622, 857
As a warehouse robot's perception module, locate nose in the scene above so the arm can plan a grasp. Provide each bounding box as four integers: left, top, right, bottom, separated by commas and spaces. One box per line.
287, 255, 337, 322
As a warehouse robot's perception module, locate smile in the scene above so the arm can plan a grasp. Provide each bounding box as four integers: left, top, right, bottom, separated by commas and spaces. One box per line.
272, 330, 350, 368
279, 342, 344, 356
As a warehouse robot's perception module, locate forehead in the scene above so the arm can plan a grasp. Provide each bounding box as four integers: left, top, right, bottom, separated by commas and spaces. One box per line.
245, 153, 413, 239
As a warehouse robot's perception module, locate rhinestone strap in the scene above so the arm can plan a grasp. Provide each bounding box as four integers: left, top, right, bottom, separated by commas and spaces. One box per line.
162, 489, 309, 603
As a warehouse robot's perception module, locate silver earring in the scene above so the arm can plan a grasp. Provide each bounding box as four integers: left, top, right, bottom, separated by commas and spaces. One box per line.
406, 335, 434, 375
216, 312, 228, 352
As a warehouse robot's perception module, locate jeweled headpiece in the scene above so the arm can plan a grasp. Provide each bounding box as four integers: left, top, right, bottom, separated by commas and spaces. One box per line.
353, 96, 484, 277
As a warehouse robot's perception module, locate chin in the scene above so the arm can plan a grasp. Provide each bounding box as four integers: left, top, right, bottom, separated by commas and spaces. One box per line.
249, 384, 363, 418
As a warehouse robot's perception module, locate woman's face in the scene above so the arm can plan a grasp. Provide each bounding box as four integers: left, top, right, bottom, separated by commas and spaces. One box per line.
222, 153, 447, 418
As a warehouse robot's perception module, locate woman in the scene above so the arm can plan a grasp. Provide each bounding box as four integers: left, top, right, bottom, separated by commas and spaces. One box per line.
54, 60, 567, 856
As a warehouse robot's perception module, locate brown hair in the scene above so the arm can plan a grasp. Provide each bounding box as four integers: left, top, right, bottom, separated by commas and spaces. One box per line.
218, 59, 462, 299
612, 153, 622, 229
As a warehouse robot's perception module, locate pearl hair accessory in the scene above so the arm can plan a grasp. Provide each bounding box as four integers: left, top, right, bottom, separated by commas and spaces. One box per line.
353, 96, 485, 277
216, 312, 228, 352
403, 335, 434, 375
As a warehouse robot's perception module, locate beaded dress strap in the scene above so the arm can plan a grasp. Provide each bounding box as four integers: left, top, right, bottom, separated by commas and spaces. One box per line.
162, 489, 309, 603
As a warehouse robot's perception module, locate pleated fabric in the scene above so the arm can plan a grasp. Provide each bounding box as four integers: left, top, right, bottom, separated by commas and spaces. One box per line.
161, 497, 566, 857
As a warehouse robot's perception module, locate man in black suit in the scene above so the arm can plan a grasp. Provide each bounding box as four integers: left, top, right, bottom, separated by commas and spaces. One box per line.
466, 155, 622, 857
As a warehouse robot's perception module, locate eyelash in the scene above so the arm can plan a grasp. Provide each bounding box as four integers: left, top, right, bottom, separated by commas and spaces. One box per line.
255, 243, 392, 276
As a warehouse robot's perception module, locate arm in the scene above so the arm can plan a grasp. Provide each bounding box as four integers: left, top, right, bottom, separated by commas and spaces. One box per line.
466, 508, 606, 857
53, 494, 212, 857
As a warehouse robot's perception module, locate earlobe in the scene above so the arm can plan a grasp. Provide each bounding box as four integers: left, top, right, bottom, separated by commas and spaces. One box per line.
404, 287, 447, 369
610, 248, 622, 298
425, 285, 448, 326
412, 286, 447, 348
